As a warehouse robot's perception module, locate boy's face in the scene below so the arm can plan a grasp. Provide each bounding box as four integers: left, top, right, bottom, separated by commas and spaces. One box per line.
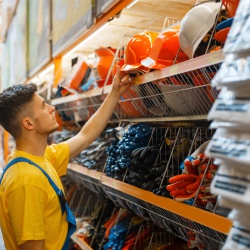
31, 93, 59, 135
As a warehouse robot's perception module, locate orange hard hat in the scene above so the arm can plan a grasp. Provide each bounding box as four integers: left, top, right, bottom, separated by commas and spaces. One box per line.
222, 0, 240, 17
214, 27, 230, 45
121, 31, 158, 71
95, 47, 115, 80
141, 27, 188, 69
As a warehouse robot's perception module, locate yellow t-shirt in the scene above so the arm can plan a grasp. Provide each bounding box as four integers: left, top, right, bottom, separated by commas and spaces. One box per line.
0, 142, 70, 250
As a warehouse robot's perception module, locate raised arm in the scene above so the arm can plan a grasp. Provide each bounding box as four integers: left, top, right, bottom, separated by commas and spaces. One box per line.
66, 66, 132, 158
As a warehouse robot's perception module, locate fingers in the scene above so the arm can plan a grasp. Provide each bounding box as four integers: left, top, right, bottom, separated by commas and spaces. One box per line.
120, 75, 132, 85
113, 65, 133, 87
112, 65, 120, 84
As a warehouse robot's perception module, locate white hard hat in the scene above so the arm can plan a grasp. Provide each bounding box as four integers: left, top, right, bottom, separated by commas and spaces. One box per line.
179, 2, 222, 58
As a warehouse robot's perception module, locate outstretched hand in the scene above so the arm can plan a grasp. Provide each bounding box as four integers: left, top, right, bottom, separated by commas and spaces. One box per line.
111, 65, 134, 97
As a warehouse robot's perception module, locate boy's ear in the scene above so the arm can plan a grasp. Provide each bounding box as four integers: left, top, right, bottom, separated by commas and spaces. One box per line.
22, 118, 34, 131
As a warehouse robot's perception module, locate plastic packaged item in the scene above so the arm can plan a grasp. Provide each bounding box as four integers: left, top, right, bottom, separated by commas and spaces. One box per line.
212, 55, 250, 92
229, 209, 250, 228
168, 141, 218, 204
208, 87, 250, 129
209, 120, 246, 131
64, 58, 92, 91
223, 0, 250, 55
223, 221, 250, 250
205, 127, 250, 166
210, 162, 250, 204
219, 196, 244, 210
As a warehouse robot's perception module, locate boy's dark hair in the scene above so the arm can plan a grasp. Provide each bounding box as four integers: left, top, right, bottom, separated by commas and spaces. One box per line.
0, 83, 37, 138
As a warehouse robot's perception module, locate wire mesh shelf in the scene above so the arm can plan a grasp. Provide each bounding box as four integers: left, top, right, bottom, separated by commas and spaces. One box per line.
53, 51, 223, 123
67, 168, 104, 194
65, 183, 116, 250
64, 123, 232, 249
123, 126, 216, 202
103, 186, 227, 250
114, 63, 221, 120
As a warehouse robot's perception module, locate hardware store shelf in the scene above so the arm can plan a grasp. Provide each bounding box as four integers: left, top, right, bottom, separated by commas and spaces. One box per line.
68, 163, 103, 180
67, 164, 104, 194
51, 50, 224, 106
110, 115, 208, 123
71, 233, 93, 250
51, 87, 103, 105
101, 175, 231, 235
67, 164, 232, 235
133, 49, 224, 85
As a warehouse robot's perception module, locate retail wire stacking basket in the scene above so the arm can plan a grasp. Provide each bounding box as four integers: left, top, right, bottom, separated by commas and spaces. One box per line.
101, 126, 228, 250
114, 63, 221, 120
67, 166, 104, 195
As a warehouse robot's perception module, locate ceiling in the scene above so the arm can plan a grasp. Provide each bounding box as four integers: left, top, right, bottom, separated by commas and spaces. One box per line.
76, 0, 198, 56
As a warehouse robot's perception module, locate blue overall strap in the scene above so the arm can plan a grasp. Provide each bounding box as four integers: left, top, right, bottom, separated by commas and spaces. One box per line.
1, 157, 63, 196
0, 157, 76, 250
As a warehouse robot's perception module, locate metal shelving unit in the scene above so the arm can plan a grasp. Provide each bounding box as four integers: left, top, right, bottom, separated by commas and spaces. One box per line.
53, 50, 224, 123
65, 125, 233, 249
67, 163, 104, 194
67, 164, 232, 250
53, 43, 227, 249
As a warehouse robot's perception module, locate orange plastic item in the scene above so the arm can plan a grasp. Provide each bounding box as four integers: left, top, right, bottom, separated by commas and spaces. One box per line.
214, 27, 230, 45
69, 61, 91, 90
192, 72, 217, 102
104, 211, 119, 239
222, 0, 240, 17
97, 78, 113, 88
119, 88, 147, 117
95, 47, 115, 80
121, 31, 158, 71
209, 45, 221, 53
141, 28, 188, 69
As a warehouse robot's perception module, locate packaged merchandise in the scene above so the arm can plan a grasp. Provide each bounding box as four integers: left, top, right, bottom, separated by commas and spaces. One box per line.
223, 0, 250, 55
211, 162, 250, 204
212, 56, 250, 90
223, 222, 250, 250
208, 87, 250, 129
205, 127, 250, 166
